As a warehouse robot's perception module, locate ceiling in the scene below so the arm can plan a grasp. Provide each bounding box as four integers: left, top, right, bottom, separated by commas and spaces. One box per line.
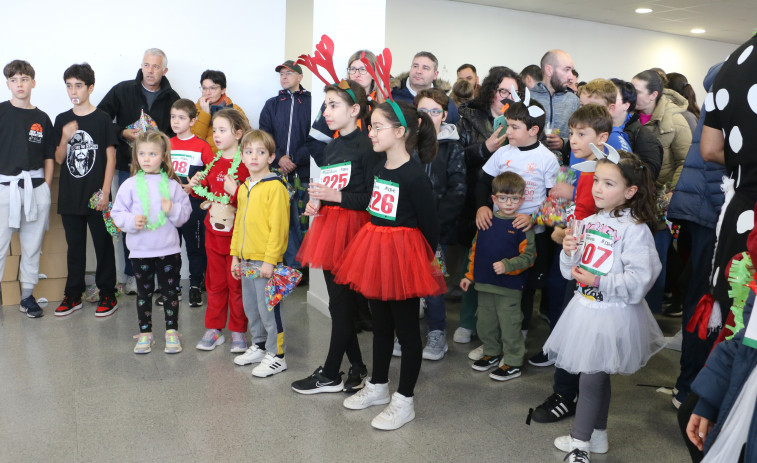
451, 0, 756, 44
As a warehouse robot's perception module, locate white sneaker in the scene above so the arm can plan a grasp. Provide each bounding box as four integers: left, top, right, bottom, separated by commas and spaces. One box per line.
124, 275, 137, 296
555, 434, 599, 454
234, 344, 266, 366
392, 338, 402, 357
251, 352, 287, 377
164, 330, 182, 354
468, 345, 484, 361
343, 380, 390, 410
453, 326, 473, 343
371, 392, 415, 430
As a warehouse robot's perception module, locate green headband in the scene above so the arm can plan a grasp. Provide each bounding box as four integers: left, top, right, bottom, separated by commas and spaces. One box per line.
387, 99, 407, 129
333, 82, 357, 104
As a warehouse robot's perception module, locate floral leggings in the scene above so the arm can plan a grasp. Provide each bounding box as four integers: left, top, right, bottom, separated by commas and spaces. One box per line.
131, 253, 181, 333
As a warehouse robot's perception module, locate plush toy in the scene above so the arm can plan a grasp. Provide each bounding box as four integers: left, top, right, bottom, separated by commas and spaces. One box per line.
200, 201, 237, 232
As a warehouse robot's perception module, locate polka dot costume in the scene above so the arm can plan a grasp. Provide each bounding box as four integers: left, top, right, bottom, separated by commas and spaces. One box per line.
704, 34, 757, 305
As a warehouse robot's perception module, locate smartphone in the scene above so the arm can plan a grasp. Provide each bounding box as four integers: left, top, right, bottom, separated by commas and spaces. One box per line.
493, 115, 507, 134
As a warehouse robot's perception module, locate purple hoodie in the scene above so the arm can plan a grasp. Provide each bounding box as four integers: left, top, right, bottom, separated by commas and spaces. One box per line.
111, 173, 192, 258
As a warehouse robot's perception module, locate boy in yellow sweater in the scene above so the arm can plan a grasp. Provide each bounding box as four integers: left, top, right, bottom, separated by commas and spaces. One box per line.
230, 130, 290, 377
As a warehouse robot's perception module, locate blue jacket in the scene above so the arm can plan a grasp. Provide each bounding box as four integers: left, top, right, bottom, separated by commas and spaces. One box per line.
259, 86, 311, 180
692, 292, 757, 460
391, 76, 460, 124
666, 63, 726, 229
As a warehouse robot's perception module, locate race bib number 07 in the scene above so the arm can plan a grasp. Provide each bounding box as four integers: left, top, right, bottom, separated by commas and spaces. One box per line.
320, 162, 351, 191
578, 229, 614, 276
368, 177, 399, 220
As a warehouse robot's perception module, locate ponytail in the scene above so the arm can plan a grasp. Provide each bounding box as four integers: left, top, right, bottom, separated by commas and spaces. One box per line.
597, 150, 657, 230
375, 100, 438, 163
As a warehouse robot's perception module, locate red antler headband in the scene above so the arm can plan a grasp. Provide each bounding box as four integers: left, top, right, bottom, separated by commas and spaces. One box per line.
296, 35, 357, 103
360, 48, 407, 129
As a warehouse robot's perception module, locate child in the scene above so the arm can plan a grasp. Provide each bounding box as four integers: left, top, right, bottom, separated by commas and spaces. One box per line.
543, 149, 666, 462
230, 130, 290, 377
289, 80, 373, 394
111, 131, 192, 353
333, 100, 446, 430
186, 108, 251, 352
412, 88, 467, 361
475, 95, 559, 341
460, 172, 535, 380
0, 60, 55, 318
53, 63, 119, 318
169, 98, 214, 307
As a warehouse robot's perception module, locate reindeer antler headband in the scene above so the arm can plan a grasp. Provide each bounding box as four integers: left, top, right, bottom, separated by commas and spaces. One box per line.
296, 35, 357, 103
360, 48, 407, 129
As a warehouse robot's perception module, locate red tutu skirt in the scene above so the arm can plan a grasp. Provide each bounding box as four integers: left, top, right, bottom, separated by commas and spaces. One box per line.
333, 223, 447, 301
296, 206, 370, 271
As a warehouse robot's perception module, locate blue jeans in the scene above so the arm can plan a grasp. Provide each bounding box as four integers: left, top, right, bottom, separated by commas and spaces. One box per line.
283, 181, 308, 269
645, 228, 673, 314
424, 245, 448, 332
117, 170, 134, 277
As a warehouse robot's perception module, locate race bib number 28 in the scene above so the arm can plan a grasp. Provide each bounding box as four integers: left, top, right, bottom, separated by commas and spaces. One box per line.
578, 229, 614, 276
368, 177, 399, 220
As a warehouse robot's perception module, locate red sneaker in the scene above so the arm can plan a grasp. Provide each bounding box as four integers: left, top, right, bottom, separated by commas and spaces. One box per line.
55, 294, 83, 317
95, 294, 119, 317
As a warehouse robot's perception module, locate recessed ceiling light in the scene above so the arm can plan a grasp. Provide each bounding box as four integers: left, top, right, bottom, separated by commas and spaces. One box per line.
635, 7, 653, 14
691, 28, 706, 34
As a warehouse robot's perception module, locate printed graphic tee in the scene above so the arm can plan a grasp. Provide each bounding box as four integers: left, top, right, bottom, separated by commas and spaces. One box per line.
0, 101, 56, 187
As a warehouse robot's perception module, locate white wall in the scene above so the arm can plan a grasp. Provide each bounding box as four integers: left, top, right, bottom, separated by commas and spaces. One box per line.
385, 0, 737, 99
0, 0, 287, 128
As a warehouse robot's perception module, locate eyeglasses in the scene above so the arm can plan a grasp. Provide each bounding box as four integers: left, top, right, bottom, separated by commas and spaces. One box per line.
418, 108, 444, 117
200, 85, 221, 92
494, 194, 522, 203
279, 71, 294, 77
496, 88, 512, 98
347, 67, 368, 76
368, 125, 399, 134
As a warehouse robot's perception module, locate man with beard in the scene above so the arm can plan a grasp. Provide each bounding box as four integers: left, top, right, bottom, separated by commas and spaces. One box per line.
530, 50, 579, 154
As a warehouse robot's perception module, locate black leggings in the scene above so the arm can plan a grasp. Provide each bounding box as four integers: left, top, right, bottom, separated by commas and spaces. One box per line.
322, 270, 365, 379
132, 253, 181, 333
370, 297, 421, 397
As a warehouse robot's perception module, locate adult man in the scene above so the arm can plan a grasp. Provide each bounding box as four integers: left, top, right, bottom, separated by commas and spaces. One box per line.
98, 48, 180, 294
456, 63, 479, 97
529, 50, 579, 153
259, 60, 311, 280
520, 64, 542, 90
391, 51, 459, 123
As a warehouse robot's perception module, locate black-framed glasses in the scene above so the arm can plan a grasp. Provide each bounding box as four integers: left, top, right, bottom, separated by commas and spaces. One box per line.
347, 67, 368, 76
496, 88, 512, 98
418, 108, 444, 117
494, 194, 522, 203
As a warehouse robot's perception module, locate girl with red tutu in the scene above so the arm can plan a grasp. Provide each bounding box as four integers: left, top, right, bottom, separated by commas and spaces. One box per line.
289, 79, 377, 395
335, 97, 447, 430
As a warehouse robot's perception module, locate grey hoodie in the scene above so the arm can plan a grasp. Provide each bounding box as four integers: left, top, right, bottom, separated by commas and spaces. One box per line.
529, 81, 579, 142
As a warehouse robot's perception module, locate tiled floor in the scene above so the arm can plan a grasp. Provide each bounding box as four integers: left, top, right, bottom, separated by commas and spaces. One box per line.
0, 284, 691, 463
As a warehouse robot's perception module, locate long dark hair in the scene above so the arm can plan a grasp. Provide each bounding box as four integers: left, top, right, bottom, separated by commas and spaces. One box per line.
597, 150, 656, 230
323, 79, 371, 127
474, 66, 522, 110
375, 101, 438, 163
666, 72, 700, 119
633, 69, 664, 104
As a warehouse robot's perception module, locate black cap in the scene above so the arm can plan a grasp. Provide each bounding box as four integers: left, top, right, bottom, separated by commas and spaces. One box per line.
275, 60, 303, 74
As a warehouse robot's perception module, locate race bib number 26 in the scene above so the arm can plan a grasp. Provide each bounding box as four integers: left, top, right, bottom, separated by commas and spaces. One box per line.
367, 177, 399, 220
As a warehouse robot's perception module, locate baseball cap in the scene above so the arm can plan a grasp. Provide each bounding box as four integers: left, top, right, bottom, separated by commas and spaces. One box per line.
275, 60, 303, 74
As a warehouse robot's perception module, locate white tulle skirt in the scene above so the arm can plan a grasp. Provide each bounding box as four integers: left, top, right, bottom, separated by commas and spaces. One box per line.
543, 294, 666, 375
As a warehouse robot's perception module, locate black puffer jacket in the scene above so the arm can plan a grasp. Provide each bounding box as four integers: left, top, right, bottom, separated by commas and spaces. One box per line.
412, 123, 466, 245
624, 113, 663, 181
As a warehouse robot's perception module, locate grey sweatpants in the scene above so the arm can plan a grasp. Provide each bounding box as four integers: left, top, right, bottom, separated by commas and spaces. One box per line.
241, 260, 285, 355
0, 183, 51, 291
572, 372, 611, 441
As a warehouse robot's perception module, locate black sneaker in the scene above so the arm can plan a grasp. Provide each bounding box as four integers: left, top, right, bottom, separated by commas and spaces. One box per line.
291, 367, 344, 395
55, 294, 83, 317
528, 351, 556, 367
489, 364, 522, 381
19, 295, 43, 318
472, 355, 502, 371
189, 286, 202, 307
95, 294, 119, 317
344, 364, 368, 393
531, 393, 576, 423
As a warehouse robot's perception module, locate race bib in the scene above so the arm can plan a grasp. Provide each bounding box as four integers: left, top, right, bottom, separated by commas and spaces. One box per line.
171, 152, 194, 177
744, 308, 757, 349
578, 229, 614, 276
320, 162, 351, 191
368, 177, 399, 220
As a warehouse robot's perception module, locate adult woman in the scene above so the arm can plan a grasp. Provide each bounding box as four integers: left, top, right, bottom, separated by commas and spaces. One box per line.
666, 72, 700, 134
453, 66, 521, 344
192, 69, 249, 153
632, 69, 692, 314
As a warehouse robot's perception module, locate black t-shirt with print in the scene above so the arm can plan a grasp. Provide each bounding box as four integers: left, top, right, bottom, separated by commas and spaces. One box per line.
54, 108, 118, 215
0, 101, 56, 187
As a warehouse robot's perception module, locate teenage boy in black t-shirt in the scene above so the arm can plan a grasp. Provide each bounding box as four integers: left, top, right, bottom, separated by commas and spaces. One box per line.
0, 60, 56, 318
53, 63, 119, 318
